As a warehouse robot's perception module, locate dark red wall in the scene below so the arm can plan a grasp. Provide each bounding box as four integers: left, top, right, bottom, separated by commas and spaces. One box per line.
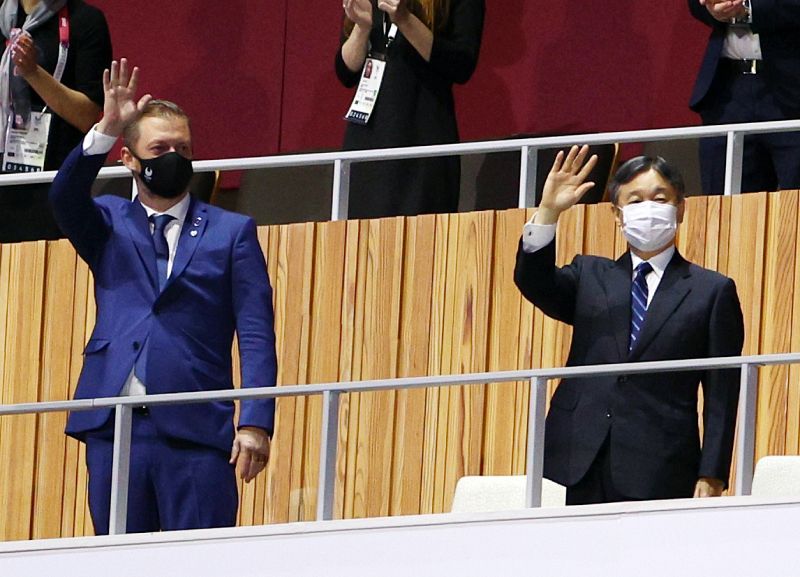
99, 0, 711, 160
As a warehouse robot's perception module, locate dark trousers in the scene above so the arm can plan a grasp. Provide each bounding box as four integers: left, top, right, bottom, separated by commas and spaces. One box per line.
85, 411, 239, 534
698, 63, 800, 195
565, 434, 640, 506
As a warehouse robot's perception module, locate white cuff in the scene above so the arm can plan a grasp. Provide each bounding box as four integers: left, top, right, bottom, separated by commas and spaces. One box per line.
82, 125, 118, 156
521, 217, 556, 253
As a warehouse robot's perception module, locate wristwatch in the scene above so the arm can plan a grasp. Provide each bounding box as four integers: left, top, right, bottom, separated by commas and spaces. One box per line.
731, 0, 752, 25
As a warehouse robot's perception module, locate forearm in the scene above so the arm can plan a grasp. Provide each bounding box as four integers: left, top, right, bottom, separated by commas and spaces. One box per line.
395, 11, 433, 61
23, 66, 101, 132
341, 24, 371, 73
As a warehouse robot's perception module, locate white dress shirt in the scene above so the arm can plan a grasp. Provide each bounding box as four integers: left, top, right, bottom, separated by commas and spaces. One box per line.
521, 217, 675, 307
721, 3, 761, 61
83, 126, 191, 395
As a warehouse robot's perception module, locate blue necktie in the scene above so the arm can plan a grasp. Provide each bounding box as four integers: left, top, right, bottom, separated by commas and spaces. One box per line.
629, 261, 652, 352
134, 214, 174, 384
150, 214, 174, 291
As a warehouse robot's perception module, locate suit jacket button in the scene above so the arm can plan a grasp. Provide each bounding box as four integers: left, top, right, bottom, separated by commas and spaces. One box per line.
606, 411, 612, 418
133, 341, 140, 351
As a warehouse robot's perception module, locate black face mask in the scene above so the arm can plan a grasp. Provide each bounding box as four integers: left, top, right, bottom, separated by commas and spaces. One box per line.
133, 151, 194, 199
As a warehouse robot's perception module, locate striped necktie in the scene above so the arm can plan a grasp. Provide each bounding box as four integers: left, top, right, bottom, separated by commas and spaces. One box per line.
629, 261, 652, 352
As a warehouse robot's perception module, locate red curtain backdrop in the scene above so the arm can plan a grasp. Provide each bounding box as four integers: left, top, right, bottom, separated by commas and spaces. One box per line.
99, 0, 709, 161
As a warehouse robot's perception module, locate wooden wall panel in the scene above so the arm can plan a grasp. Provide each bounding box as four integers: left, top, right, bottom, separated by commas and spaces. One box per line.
756, 191, 798, 458
6, 194, 800, 540
0, 242, 46, 541
392, 215, 436, 515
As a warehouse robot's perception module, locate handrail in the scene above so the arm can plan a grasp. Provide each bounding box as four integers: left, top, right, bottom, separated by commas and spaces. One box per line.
2, 352, 796, 534
2, 119, 800, 214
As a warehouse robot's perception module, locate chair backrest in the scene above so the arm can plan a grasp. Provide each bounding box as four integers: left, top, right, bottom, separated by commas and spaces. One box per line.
450, 475, 566, 512
751, 456, 800, 498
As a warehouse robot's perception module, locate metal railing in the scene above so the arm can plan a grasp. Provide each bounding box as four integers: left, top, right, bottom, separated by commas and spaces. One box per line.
1, 120, 799, 220
2, 352, 799, 535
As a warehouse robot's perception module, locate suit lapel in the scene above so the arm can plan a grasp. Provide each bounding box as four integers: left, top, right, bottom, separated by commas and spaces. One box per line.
164, 198, 208, 291
605, 252, 633, 362
628, 251, 692, 360
123, 199, 159, 291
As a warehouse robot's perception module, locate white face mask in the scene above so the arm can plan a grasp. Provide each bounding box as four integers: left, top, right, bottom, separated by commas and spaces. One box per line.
620, 201, 678, 253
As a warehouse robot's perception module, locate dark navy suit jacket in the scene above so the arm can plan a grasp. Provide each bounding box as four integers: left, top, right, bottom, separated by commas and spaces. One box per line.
515, 238, 744, 500
50, 144, 277, 453
689, 0, 800, 115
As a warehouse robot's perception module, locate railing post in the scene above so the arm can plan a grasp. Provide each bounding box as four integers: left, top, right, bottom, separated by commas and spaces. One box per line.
316, 390, 340, 521
109, 404, 132, 535
525, 377, 548, 507
734, 363, 758, 496
331, 159, 351, 221
518, 145, 539, 208
723, 130, 745, 196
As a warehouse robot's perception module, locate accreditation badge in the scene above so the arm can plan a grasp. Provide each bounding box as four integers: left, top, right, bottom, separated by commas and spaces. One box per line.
344, 57, 387, 125
2, 111, 52, 173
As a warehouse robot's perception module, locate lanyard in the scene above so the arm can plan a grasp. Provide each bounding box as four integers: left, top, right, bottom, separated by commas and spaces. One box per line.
53, 5, 69, 85
383, 13, 397, 50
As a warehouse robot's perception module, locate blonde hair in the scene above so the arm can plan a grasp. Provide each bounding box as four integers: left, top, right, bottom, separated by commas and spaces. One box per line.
123, 100, 191, 151
345, 0, 451, 34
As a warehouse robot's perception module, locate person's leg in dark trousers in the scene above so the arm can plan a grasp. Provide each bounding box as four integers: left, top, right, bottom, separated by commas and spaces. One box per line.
85, 411, 239, 534
565, 434, 634, 506
152, 434, 239, 531
85, 413, 161, 535
698, 64, 783, 195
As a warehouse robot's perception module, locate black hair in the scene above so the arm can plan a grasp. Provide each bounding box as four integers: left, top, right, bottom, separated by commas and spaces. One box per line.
608, 156, 685, 205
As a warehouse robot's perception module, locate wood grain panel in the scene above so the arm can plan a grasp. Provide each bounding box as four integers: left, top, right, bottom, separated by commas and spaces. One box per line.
353, 217, 404, 518
32, 242, 78, 539
392, 214, 436, 515
755, 191, 798, 459
6, 193, 800, 541
0, 242, 46, 541
484, 209, 526, 476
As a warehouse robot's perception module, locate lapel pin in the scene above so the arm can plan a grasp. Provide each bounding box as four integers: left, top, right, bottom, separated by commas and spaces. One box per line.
190, 230, 198, 237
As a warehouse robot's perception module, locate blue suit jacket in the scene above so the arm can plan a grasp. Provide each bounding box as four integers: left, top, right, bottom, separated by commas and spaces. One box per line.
51, 144, 277, 453
689, 0, 800, 115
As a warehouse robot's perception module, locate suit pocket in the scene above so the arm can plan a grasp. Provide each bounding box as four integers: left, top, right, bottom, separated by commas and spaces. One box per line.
83, 338, 110, 355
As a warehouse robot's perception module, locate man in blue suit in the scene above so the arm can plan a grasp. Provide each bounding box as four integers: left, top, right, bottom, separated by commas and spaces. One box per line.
689, 0, 800, 195
50, 59, 277, 534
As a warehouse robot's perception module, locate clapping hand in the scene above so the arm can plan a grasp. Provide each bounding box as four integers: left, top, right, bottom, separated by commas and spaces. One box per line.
536, 145, 598, 225
10, 31, 37, 78
344, 0, 372, 29
97, 58, 152, 138
699, 0, 746, 22
378, 0, 410, 25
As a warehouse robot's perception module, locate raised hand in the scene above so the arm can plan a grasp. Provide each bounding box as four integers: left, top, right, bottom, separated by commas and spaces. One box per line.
96, 58, 152, 138
344, 0, 373, 29
536, 145, 598, 225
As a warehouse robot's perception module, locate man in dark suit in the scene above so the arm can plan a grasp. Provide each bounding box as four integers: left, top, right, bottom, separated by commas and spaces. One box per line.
50, 59, 277, 533
689, 0, 800, 195
514, 146, 744, 505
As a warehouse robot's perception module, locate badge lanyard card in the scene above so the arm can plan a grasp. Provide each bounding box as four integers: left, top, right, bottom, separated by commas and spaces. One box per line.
2, 6, 69, 173
345, 18, 397, 125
